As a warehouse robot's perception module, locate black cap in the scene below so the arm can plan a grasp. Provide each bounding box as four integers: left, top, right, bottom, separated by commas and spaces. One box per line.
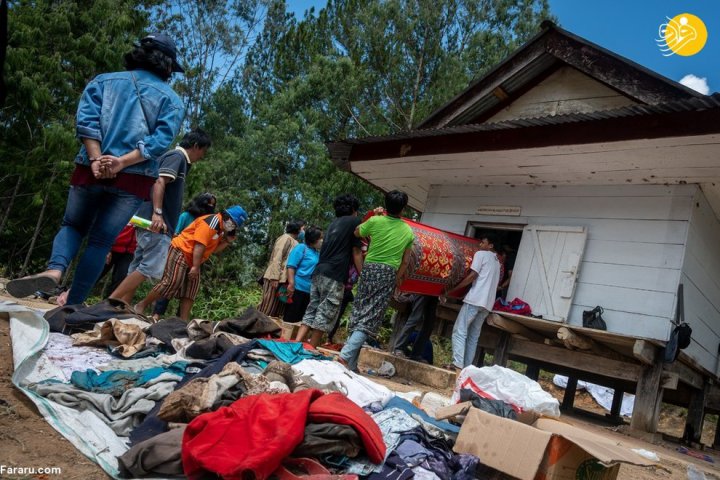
138, 33, 184, 73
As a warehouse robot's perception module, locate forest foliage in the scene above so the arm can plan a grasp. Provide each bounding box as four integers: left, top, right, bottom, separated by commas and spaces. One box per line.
0, 0, 553, 288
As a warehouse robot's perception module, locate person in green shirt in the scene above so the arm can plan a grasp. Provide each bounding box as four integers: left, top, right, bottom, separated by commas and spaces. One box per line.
338, 190, 414, 371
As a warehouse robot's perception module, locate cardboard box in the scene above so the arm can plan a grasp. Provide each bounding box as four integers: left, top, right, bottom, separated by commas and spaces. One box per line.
449, 407, 654, 480
435, 401, 538, 425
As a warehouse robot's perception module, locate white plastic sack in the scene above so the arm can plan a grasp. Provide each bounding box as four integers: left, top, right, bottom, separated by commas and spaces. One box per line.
452, 365, 560, 417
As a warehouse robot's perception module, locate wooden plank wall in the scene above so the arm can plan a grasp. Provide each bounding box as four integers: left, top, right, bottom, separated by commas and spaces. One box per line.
680, 189, 720, 374
421, 184, 695, 347
487, 66, 637, 123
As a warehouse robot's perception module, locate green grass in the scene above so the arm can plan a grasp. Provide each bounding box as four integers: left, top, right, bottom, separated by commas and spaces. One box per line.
87, 282, 263, 321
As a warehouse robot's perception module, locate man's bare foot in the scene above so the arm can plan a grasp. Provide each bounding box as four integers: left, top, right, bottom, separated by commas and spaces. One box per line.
6, 270, 61, 299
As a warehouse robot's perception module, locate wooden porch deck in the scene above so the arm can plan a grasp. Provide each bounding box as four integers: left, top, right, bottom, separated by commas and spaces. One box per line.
390, 298, 719, 445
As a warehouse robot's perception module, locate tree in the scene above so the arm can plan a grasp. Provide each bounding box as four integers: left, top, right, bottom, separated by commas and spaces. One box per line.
153, 0, 269, 127
1, 0, 555, 286
190, 0, 553, 283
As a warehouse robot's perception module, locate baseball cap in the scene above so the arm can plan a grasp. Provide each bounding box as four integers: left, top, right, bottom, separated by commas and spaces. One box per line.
226, 206, 248, 227
138, 33, 184, 73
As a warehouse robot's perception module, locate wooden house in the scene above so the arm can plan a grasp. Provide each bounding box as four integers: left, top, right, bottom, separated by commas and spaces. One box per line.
328, 21, 720, 437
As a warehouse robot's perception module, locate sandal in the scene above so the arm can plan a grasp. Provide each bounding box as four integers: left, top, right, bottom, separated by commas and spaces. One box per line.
6, 274, 58, 299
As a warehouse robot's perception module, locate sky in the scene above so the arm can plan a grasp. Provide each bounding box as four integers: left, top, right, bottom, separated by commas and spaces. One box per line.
286, 0, 720, 94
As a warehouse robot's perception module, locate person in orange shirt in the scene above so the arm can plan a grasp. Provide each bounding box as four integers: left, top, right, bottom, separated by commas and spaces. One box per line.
134, 205, 247, 320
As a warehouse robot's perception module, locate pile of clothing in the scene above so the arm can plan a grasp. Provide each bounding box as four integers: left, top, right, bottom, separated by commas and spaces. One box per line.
30, 301, 483, 479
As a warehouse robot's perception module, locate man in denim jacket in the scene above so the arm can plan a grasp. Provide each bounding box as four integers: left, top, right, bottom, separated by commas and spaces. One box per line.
7, 33, 185, 304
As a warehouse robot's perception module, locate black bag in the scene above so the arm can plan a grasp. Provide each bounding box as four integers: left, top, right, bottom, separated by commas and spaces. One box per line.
665, 284, 692, 363
582, 306, 607, 330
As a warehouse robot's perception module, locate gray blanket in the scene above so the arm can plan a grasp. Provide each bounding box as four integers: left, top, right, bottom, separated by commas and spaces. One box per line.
32, 372, 181, 436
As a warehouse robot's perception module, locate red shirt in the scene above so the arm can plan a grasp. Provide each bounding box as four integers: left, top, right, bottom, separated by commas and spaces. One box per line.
111, 225, 137, 254
70, 165, 155, 200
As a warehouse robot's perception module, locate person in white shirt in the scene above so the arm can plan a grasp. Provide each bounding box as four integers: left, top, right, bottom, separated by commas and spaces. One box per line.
440, 234, 501, 370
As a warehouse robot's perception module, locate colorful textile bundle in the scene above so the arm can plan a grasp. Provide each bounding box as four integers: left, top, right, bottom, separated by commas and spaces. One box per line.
398, 219, 479, 297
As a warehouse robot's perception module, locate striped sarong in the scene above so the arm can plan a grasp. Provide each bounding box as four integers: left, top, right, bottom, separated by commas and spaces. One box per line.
150, 246, 201, 300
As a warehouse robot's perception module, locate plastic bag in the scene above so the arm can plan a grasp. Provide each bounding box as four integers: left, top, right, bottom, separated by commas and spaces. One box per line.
451, 365, 560, 417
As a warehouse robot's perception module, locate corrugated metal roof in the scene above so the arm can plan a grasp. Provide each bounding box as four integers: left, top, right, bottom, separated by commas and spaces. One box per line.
418, 21, 704, 129
330, 93, 720, 150
449, 53, 559, 126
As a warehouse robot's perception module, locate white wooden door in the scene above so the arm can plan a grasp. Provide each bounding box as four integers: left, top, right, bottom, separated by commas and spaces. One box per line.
506, 225, 587, 322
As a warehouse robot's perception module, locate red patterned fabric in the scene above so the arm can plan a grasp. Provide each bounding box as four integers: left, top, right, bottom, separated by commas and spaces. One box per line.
398, 219, 479, 297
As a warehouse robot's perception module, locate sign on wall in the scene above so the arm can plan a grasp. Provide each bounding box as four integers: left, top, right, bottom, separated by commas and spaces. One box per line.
476, 205, 522, 216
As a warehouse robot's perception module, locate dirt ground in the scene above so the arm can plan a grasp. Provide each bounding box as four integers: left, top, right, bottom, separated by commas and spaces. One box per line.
1, 293, 720, 479
0, 297, 109, 479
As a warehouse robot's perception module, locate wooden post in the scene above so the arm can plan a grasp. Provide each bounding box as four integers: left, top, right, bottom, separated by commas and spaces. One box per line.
492, 331, 510, 367
526, 362, 540, 381
684, 382, 709, 445
389, 310, 409, 352
713, 415, 720, 450
610, 388, 624, 418
561, 377, 578, 411
472, 347, 486, 367
630, 351, 664, 433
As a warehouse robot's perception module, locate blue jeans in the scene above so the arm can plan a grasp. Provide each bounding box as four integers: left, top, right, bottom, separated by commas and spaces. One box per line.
451, 303, 489, 368
48, 185, 143, 304
339, 330, 368, 371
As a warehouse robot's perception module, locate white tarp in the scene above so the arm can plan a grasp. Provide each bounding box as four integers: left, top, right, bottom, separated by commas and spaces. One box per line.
3, 300, 170, 480
553, 374, 635, 417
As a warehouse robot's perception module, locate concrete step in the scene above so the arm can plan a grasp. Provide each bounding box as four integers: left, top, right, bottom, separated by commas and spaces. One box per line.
359, 347, 457, 390
270, 319, 456, 390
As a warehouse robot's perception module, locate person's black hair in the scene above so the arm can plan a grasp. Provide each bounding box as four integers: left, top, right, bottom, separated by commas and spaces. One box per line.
123, 45, 173, 81
179, 128, 212, 149
384, 190, 408, 216
480, 233, 498, 249
304, 226, 323, 245
333, 194, 360, 217
286, 220, 305, 234
186, 193, 216, 217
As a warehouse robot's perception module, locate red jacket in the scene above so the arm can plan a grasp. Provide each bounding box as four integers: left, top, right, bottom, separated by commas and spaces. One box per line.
182, 389, 386, 480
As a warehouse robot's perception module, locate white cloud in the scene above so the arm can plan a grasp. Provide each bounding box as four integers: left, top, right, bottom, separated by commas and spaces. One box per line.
679, 74, 710, 95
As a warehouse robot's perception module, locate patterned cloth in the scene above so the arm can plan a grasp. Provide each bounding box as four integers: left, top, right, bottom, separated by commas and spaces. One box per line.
399, 219, 479, 296
301, 274, 345, 332
348, 262, 397, 338
257, 280, 285, 318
